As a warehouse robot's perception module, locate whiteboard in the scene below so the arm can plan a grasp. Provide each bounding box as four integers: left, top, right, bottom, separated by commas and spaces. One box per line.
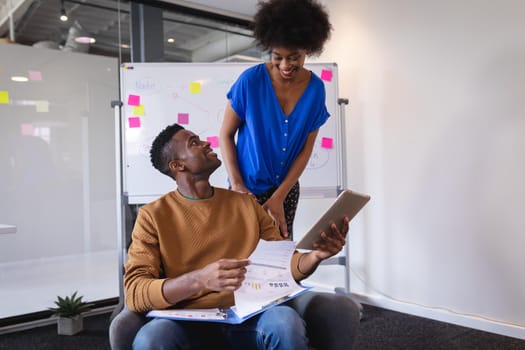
120, 62, 341, 204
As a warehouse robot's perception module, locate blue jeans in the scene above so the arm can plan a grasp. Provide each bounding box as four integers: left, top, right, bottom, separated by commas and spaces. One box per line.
133, 305, 307, 350
132, 292, 360, 350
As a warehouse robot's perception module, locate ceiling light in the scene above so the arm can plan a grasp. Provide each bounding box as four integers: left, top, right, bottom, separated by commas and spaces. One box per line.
59, 1, 68, 22
74, 36, 96, 44
60, 9, 68, 22
11, 76, 29, 82
167, 38, 175, 43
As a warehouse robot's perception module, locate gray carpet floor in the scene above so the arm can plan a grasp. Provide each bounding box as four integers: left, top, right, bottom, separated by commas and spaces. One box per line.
1, 305, 524, 349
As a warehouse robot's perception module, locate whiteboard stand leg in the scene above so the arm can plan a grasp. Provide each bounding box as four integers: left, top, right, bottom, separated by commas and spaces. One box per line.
333, 244, 364, 320
336, 98, 363, 320
111, 100, 125, 320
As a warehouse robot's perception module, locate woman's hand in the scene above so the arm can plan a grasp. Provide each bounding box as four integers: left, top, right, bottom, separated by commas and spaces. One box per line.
231, 183, 253, 195
262, 196, 289, 238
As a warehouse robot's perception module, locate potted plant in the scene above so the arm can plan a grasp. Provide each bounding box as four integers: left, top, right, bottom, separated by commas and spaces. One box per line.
49, 291, 94, 335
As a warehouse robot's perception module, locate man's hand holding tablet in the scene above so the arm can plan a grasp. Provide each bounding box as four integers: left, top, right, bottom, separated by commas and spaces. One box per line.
295, 189, 370, 250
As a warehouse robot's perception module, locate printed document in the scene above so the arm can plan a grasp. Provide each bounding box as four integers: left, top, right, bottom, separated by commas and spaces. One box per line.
147, 239, 309, 324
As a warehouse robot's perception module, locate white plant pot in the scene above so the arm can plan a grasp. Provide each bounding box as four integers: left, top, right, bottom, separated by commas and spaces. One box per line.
57, 315, 83, 335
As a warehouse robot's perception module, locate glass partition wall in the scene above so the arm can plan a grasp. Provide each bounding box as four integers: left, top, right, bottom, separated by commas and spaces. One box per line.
0, 0, 259, 326
0, 43, 120, 321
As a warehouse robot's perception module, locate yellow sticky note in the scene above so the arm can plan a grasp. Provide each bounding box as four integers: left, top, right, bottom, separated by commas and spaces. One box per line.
0, 91, 9, 104
35, 100, 49, 113
133, 104, 145, 116
189, 82, 201, 94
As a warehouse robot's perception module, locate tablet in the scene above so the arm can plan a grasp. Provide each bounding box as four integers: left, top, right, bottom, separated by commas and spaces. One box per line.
295, 189, 370, 250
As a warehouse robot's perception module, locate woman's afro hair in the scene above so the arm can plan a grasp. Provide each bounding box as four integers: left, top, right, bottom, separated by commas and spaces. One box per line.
150, 123, 185, 177
252, 0, 332, 55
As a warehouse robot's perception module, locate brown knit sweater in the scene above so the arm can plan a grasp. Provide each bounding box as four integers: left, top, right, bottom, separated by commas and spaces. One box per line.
124, 187, 307, 313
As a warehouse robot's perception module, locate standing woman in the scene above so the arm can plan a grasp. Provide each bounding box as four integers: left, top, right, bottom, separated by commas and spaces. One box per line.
220, 0, 332, 239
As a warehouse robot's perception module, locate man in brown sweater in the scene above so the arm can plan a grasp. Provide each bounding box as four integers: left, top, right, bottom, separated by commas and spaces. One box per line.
124, 123, 360, 350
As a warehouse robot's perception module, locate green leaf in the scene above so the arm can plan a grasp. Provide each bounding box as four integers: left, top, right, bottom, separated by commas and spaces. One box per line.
48, 291, 93, 318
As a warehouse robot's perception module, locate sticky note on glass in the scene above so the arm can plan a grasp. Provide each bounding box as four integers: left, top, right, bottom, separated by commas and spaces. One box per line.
128, 117, 141, 128
128, 94, 140, 106
206, 136, 219, 148
21, 123, 34, 135
320, 69, 333, 82
189, 82, 201, 94
35, 100, 49, 113
178, 113, 189, 124
28, 70, 43, 81
321, 137, 333, 149
133, 104, 145, 116
0, 91, 9, 104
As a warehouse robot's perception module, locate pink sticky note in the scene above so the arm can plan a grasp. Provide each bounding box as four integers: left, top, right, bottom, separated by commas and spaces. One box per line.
320, 69, 333, 82
321, 137, 333, 149
28, 70, 43, 81
21, 123, 34, 135
206, 136, 219, 148
178, 113, 189, 124
127, 94, 140, 106
128, 117, 141, 128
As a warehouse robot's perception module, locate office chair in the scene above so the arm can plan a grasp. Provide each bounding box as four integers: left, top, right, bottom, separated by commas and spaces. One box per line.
109, 293, 361, 350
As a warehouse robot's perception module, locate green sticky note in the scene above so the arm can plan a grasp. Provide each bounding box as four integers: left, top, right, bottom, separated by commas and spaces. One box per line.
189, 82, 201, 94
0, 91, 9, 104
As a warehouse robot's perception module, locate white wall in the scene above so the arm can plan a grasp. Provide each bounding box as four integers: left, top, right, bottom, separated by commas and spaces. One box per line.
299, 0, 525, 339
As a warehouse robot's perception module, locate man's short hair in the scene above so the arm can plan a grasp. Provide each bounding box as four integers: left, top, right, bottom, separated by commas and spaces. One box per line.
150, 123, 185, 178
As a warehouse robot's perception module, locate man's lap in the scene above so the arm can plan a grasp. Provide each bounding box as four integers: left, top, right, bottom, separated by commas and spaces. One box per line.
133, 304, 308, 350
